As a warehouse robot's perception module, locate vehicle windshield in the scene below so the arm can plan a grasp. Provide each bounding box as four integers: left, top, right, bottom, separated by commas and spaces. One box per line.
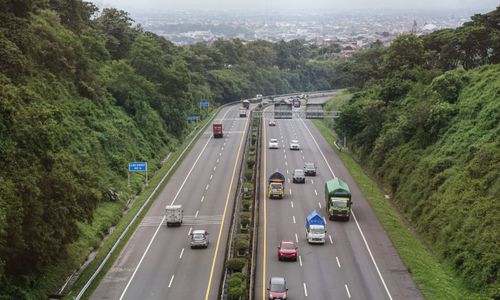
294, 170, 304, 176
192, 233, 205, 240
310, 227, 324, 234
270, 183, 282, 189
271, 283, 286, 292
332, 199, 348, 208
305, 163, 314, 169
281, 242, 295, 250
270, 139, 277, 143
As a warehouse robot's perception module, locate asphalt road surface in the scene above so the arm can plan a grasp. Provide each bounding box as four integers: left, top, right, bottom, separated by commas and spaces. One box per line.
91, 104, 250, 300
255, 104, 423, 299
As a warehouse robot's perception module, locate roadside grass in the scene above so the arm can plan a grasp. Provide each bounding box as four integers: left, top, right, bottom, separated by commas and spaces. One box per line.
312, 119, 487, 300
64, 108, 221, 299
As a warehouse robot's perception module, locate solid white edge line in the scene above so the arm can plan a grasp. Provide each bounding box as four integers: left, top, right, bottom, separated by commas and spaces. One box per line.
168, 274, 175, 288
345, 284, 351, 298
119, 216, 166, 299
179, 248, 185, 259
299, 117, 393, 300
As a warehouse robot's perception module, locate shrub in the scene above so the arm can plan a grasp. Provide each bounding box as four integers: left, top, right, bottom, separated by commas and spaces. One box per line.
228, 287, 244, 300
242, 200, 252, 211
226, 258, 247, 272
228, 277, 243, 288
240, 212, 251, 227
235, 233, 249, 254
246, 156, 255, 168
244, 169, 253, 181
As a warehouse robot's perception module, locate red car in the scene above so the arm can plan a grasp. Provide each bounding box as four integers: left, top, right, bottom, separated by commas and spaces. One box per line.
268, 277, 287, 300
277, 240, 298, 261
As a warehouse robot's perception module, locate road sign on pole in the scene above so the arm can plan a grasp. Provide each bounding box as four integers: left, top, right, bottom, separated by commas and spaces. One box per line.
199, 101, 209, 107
128, 162, 148, 187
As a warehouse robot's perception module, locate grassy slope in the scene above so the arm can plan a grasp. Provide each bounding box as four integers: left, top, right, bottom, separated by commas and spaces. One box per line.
312, 90, 490, 299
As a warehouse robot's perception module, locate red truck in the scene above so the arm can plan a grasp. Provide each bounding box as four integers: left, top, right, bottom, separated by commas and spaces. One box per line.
213, 122, 223, 138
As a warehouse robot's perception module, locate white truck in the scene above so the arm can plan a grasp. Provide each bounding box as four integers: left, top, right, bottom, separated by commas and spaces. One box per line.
305, 210, 326, 244
165, 205, 183, 227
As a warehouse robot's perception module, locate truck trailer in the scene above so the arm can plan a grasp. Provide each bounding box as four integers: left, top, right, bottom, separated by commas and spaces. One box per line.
213, 122, 223, 138
268, 171, 285, 199
325, 177, 352, 220
165, 205, 183, 226
242, 99, 250, 109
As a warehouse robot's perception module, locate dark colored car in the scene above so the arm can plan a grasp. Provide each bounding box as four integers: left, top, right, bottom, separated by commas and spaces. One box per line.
304, 162, 316, 176
277, 240, 298, 261
268, 277, 288, 300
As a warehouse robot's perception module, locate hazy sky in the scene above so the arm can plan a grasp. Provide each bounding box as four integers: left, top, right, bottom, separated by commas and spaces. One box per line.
95, 0, 498, 13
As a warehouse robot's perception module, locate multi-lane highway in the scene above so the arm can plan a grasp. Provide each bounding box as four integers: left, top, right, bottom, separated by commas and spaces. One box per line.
91, 104, 249, 300
256, 102, 423, 299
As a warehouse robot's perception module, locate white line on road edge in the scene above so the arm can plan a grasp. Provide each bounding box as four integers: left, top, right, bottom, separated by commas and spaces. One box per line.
188, 227, 192, 236
299, 255, 303, 267
299, 117, 393, 300
168, 275, 175, 288
74, 106, 236, 300
179, 248, 185, 259
345, 284, 351, 298
329, 235, 334, 245
303, 283, 308, 297
291, 201, 294, 208
293, 216, 296, 224
295, 233, 299, 243
119, 215, 165, 299
195, 210, 199, 218
201, 195, 205, 202
314, 189, 318, 196
336, 256, 341, 268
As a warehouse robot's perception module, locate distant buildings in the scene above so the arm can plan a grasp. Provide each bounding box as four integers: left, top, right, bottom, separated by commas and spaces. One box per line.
132, 9, 475, 49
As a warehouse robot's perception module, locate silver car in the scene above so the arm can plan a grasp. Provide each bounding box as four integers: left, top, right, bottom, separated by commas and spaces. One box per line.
190, 230, 209, 248
292, 169, 305, 183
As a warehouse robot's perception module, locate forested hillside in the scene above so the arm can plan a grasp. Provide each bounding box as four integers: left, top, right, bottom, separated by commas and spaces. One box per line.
0, 0, 338, 297
334, 7, 500, 297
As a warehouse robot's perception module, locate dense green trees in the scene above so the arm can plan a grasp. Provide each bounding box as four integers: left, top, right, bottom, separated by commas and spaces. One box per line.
0, 0, 341, 296
333, 7, 500, 296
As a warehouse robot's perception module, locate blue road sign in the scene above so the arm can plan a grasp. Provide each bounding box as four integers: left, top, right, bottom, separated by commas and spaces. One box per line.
129, 162, 147, 172
199, 101, 209, 107
187, 115, 201, 121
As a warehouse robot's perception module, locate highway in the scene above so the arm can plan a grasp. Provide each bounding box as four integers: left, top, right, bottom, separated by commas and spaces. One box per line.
91, 104, 249, 300
255, 102, 423, 299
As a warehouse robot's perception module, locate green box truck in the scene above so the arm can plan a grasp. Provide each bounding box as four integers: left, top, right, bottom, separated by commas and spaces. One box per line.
325, 177, 352, 221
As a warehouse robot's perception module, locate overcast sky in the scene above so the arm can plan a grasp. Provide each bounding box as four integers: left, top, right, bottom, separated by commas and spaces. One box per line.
94, 0, 498, 13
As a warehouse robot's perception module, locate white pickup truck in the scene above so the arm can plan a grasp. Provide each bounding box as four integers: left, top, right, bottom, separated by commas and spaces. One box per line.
165, 205, 183, 227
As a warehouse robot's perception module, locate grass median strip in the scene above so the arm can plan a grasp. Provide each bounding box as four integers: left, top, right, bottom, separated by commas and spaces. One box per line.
312, 119, 485, 300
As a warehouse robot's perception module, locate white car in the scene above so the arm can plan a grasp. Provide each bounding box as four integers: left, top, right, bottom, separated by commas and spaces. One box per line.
269, 138, 279, 149
289, 139, 300, 150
